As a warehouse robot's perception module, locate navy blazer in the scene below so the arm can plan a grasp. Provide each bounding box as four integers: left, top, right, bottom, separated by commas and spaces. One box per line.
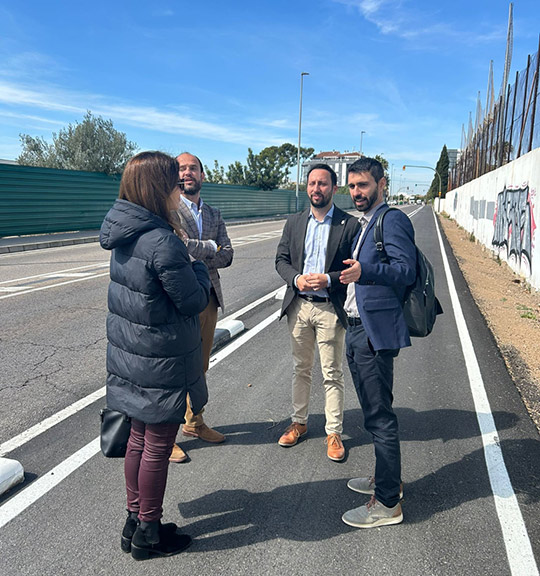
353, 203, 417, 351
276, 204, 360, 328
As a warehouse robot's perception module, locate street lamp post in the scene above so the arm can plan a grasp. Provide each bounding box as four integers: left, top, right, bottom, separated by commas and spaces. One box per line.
295, 72, 309, 212
402, 164, 442, 198
360, 131, 366, 155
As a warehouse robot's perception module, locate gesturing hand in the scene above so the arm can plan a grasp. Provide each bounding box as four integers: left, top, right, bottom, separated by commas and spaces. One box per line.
340, 259, 361, 284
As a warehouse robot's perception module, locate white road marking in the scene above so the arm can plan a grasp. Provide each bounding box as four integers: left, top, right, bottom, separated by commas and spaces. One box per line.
0, 230, 283, 299
0, 388, 106, 457
0, 303, 280, 529
434, 210, 538, 576
0, 439, 101, 529
0, 273, 111, 299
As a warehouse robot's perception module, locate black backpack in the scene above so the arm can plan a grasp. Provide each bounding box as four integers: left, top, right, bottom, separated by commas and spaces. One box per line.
373, 207, 443, 337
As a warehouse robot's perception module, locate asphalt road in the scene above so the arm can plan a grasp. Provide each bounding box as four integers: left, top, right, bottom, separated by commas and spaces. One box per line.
0, 208, 539, 576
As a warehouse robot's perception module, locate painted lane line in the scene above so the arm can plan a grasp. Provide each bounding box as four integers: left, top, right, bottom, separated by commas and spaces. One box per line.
0, 272, 110, 300
0, 439, 101, 530
0, 287, 282, 457
209, 309, 280, 368
0, 388, 106, 457
0, 308, 280, 529
227, 286, 284, 321
0, 262, 110, 285
434, 211, 538, 576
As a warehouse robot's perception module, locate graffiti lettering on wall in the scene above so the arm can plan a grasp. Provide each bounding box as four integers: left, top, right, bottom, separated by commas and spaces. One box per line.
492, 185, 536, 272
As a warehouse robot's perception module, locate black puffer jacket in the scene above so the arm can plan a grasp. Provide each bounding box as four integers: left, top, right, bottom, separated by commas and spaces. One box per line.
100, 199, 211, 424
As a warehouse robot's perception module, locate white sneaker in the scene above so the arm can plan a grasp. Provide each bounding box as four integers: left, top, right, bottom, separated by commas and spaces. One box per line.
342, 495, 403, 528
347, 476, 404, 499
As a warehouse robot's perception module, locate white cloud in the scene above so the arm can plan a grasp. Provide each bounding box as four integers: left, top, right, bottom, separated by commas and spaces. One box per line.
0, 80, 287, 148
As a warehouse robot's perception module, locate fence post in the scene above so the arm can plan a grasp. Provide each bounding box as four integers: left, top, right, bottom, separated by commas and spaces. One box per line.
527, 36, 540, 153
507, 70, 519, 163
517, 55, 531, 157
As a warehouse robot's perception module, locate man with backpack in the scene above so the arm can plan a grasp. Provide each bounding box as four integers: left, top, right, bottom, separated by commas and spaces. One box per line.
339, 157, 417, 528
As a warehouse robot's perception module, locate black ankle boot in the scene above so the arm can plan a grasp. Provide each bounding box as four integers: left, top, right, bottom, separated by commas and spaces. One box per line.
121, 512, 178, 553
131, 521, 192, 561
121, 511, 139, 553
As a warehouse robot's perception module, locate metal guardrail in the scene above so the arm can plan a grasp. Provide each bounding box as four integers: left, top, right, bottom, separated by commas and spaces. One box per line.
0, 163, 354, 237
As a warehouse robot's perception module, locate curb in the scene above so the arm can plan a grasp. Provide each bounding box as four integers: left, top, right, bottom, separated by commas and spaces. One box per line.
0, 318, 245, 497
212, 318, 244, 352
0, 458, 24, 496
0, 236, 98, 254
0, 216, 287, 255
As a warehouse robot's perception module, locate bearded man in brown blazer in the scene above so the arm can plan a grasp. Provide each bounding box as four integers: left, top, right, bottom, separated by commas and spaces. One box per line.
169, 152, 234, 463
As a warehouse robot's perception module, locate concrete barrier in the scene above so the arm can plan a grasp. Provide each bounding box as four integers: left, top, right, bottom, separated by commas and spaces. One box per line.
438, 148, 540, 291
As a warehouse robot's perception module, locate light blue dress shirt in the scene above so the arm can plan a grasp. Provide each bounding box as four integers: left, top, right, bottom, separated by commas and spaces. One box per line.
181, 195, 204, 239
299, 205, 334, 298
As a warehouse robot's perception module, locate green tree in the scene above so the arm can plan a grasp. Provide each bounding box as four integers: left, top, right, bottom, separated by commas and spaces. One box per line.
204, 160, 226, 183
222, 143, 314, 190
17, 111, 138, 174
226, 160, 250, 186
428, 145, 449, 199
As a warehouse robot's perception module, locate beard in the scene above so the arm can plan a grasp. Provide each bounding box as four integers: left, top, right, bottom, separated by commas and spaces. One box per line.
309, 194, 331, 208
354, 193, 376, 212
182, 179, 202, 196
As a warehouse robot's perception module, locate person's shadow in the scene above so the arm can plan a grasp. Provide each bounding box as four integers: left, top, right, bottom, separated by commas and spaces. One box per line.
176, 438, 540, 551
178, 406, 520, 456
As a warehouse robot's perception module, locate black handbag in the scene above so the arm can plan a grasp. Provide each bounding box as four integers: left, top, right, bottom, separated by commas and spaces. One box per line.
100, 408, 131, 458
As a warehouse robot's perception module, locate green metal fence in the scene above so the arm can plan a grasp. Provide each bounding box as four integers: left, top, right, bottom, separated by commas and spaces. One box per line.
0, 163, 354, 237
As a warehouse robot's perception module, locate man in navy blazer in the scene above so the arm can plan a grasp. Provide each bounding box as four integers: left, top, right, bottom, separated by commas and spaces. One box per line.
339, 157, 416, 528
276, 164, 360, 461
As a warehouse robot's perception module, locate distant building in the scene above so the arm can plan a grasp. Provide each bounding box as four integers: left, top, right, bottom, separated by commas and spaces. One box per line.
0, 159, 17, 165
301, 151, 364, 187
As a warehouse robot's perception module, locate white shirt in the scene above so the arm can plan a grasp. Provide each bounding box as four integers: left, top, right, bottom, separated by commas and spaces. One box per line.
344, 212, 372, 317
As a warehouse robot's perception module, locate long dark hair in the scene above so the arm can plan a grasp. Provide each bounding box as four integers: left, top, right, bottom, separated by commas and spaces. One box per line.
119, 151, 179, 223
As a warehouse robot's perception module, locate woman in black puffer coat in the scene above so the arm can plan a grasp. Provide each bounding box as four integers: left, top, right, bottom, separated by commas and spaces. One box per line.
100, 151, 210, 560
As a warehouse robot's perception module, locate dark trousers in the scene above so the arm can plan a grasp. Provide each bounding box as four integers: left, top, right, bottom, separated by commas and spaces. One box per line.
125, 419, 180, 522
346, 323, 401, 508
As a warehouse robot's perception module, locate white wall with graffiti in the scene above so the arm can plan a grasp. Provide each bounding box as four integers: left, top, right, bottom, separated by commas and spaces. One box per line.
436, 148, 539, 291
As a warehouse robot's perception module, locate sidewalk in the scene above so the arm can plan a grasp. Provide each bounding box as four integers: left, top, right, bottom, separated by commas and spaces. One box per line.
0, 230, 101, 254
0, 215, 288, 254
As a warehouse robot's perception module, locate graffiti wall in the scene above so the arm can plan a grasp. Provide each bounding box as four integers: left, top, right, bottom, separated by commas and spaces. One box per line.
438, 148, 540, 291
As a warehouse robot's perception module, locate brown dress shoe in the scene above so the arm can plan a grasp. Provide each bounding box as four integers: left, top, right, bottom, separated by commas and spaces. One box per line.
326, 433, 345, 461
182, 423, 225, 443
278, 422, 307, 447
169, 444, 188, 463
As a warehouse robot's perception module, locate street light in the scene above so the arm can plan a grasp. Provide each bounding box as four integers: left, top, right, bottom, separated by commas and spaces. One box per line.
295, 72, 309, 212
402, 164, 442, 198
360, 131, 366, 155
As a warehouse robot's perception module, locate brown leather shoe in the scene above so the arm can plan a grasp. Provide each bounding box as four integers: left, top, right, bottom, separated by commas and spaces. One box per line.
278, 423, 307, 447
169, 444, 188, 463
182, 423, 225, 443
326, 433, 345, 461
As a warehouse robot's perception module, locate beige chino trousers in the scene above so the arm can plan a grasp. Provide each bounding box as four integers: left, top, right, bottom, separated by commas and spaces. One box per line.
287, 297, 346, 435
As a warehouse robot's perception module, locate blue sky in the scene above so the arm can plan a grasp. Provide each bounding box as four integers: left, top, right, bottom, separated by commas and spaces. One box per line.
0, 1, 538, 193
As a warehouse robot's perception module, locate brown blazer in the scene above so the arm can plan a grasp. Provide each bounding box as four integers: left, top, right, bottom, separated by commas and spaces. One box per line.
176, 199, 233, 310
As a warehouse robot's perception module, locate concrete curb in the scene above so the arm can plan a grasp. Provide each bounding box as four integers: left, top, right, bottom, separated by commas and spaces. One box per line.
0, 236, 99, 254
0, 458, 24, 496
0, 318, 245, 497
212, 319, 245, 351
0, 215, 288, 255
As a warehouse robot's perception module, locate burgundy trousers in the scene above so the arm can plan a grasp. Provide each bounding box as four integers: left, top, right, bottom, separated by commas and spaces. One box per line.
124, 419, 180, 522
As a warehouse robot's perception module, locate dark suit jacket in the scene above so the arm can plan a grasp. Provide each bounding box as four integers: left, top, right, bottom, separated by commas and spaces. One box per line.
176, 199, 233, 310
352, 203, 417, 351
275, 205, 360, 328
